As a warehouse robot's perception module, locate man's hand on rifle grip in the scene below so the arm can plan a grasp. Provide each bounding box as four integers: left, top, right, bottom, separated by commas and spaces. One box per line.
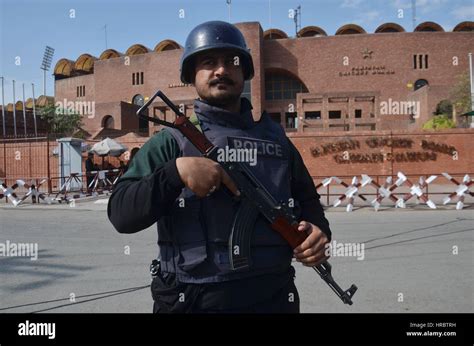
293, 221, 330, 267
175, 157, 241, 198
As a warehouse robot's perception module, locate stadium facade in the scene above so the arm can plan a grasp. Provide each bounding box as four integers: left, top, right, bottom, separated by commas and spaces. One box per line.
50, 20, 473, 139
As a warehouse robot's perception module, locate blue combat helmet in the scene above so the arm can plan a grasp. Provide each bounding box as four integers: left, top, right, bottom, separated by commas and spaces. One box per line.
180, 21, 255, 83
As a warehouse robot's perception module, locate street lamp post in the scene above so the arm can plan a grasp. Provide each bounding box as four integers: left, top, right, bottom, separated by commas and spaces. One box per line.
1, 77, 5, 138
12, 80, 17, 138
22, 83, 27, 136
32, 83, 37, 137
469, 53, 473, 127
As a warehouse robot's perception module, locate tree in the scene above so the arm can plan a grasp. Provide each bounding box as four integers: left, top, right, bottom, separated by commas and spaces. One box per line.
424, 73, 471, 130
434, 99, 453, 117
39, 104, 83, 136
450, 72, 471, 115
422, 115, 456, 130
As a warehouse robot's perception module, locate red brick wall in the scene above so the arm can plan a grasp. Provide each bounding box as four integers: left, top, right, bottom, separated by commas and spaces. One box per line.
0, 139, 60, 192
1, 130, 472, 192
288, 128, 474, 177
236, 22, 265, 119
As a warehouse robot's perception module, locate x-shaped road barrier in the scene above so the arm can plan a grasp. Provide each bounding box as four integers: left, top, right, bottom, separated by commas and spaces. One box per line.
314, 177, 333, 191
397, 172, 437, 209
2, 171, 472, 210
332, 175, 372, 212
442, 173, 473, 210
0, 180, 20, 206
15, 179, 52, 206
369, 174, 406, 211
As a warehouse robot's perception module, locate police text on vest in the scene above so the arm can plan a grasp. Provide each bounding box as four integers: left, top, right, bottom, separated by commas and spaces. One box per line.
229, 137, 284, 158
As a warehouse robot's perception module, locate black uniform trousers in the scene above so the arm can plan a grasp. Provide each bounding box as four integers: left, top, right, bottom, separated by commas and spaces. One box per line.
151, 266, 300, 313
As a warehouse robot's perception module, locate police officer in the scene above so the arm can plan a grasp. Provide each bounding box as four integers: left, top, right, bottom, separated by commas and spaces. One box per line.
107, 21, 332, 313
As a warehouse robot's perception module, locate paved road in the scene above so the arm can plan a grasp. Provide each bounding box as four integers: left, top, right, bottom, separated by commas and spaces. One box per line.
0, 200, 472, 313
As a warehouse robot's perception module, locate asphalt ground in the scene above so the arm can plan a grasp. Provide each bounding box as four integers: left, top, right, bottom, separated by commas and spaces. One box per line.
0, 199, 472, 313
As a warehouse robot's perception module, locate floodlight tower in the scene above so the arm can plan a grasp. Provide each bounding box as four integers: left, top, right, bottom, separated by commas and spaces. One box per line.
294, 5, 301, 37
226, 0, 231, 22
40, 46, 55, 96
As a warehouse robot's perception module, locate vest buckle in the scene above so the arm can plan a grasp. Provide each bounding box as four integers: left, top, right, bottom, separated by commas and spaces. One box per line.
150, 259, 161, 278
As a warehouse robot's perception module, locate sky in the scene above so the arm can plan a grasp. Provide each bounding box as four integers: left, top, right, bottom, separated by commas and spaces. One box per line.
0, 0, 473, 104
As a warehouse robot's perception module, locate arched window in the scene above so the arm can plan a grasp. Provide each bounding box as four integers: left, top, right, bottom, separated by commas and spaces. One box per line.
263, 29, 288, 40
132, 94, 144, 106
298, 26, 327, 37
102, 115, 114, 129
125, 44, 150, 56
375, 23, 405, 33
414, 79, 429, 91
74, 54, 97, 74
133, 94, 148, 132
265, 70, 308, 100
453, 21, 474, 32
414, 22, 444, 32
154, 40, 181, 52
335, 24, 366, 35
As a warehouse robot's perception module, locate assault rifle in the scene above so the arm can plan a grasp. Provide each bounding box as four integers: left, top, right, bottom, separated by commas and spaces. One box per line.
137, 90, 357, 305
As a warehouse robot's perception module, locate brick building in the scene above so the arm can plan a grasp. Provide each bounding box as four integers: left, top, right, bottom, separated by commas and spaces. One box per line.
50, 20, 473, 138
1, 20, 473, 183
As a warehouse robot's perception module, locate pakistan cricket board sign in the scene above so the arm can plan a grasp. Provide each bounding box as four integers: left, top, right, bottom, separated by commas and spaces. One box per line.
310, 137, 457, 164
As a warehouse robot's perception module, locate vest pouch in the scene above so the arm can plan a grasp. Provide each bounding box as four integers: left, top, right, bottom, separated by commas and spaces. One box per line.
171, 197, 208, 272
201, 190, 238, 243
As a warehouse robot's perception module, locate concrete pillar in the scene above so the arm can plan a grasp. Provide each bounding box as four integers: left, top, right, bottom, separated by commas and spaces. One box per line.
348, 96, 355, 131
322, 96, 328, 130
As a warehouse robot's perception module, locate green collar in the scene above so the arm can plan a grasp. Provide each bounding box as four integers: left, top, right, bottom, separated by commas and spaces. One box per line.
189, 113, 203, 133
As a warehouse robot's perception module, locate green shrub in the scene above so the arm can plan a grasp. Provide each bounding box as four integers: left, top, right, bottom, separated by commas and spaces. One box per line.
422, 115, 456, 130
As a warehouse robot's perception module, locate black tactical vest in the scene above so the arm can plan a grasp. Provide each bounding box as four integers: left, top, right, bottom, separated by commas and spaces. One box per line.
157, 98, 295, 283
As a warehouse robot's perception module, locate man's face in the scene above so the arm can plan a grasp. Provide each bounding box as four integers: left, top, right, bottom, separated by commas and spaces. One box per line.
193, 49, 244, 107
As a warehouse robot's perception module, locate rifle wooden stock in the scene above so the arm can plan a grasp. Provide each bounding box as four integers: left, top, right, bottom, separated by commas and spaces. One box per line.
271, 216, 307, 249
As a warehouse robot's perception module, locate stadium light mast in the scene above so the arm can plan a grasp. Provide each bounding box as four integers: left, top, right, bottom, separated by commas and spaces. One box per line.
294, 5, 301, 37
40, 46, 55, 97
226, 0, 231, 22
411, 0, 417, 30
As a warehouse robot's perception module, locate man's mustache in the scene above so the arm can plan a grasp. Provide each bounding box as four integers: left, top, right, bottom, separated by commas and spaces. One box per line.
209, 77, 234, 86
